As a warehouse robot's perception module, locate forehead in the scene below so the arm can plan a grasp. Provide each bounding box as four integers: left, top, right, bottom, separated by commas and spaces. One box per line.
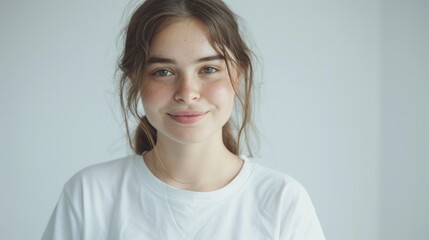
149, 18, 218, 62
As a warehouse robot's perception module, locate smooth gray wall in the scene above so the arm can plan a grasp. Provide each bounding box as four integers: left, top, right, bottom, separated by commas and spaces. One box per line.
0, 1, 131, 239
381, 0, 429, 239
1, 0, 427, 240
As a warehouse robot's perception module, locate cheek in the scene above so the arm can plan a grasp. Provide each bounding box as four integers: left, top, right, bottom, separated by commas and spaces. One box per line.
141, 84, 171, 105
140, 84, 174, 119
204, 80, 235, 104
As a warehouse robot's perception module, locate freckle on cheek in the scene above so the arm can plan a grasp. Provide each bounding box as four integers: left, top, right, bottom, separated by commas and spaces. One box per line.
143, 87, 172, 105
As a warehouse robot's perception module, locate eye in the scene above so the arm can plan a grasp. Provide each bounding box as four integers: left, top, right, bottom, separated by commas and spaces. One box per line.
154, 69, 173, 77
201, 67, 217, 74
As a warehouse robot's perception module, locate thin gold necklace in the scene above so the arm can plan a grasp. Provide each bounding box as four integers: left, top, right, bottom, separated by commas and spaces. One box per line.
148, 151, 242, 187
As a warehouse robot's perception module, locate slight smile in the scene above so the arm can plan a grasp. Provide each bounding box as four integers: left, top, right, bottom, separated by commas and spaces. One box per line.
167, 111, 208, 124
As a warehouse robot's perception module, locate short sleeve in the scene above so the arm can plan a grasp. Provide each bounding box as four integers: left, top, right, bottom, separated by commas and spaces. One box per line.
279, 180, 326, 240
41, 187, 82, 240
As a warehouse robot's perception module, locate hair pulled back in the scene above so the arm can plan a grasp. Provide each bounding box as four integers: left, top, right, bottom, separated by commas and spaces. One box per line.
118, 0, 254, 155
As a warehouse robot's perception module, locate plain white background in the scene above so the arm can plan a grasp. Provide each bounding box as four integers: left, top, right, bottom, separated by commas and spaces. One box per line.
0, 0, 427, 239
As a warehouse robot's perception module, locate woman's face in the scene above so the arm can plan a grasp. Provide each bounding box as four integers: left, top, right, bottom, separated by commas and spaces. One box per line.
141, 18, 238, 145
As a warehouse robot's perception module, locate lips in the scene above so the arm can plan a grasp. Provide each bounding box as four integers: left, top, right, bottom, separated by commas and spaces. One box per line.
167, 111, 207, 124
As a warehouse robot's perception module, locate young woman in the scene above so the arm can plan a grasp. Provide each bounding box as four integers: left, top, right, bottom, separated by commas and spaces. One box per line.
42, 0, 325, 239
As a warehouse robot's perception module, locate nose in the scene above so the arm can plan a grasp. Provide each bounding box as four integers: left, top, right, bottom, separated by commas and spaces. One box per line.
174, 74, 200, 103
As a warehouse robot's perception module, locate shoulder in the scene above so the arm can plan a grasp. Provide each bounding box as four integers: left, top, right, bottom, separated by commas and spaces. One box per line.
42, 155, 143, 239
244, 157, 325, 239
246, 157, 308, 201
62, 154, 140, 196
243, 156, 317, 218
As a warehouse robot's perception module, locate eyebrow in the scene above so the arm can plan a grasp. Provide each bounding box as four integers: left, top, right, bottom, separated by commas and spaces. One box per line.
147, 54, 224, 65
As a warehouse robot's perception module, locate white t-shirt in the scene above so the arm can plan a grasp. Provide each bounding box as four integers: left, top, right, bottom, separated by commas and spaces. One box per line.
42, 154, 325, 240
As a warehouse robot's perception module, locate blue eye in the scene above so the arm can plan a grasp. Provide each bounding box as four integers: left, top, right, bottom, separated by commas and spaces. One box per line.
154, 69, 173, 76
202, 67, 217, 74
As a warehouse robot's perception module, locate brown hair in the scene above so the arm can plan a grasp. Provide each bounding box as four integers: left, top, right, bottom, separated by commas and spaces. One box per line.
118, 0, 255, 156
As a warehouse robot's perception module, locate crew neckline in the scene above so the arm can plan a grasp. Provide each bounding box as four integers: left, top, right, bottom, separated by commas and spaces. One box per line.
132, 153, 254, 203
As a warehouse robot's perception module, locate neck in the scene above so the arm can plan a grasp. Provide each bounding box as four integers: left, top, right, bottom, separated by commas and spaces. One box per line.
144, 130, 242, 190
